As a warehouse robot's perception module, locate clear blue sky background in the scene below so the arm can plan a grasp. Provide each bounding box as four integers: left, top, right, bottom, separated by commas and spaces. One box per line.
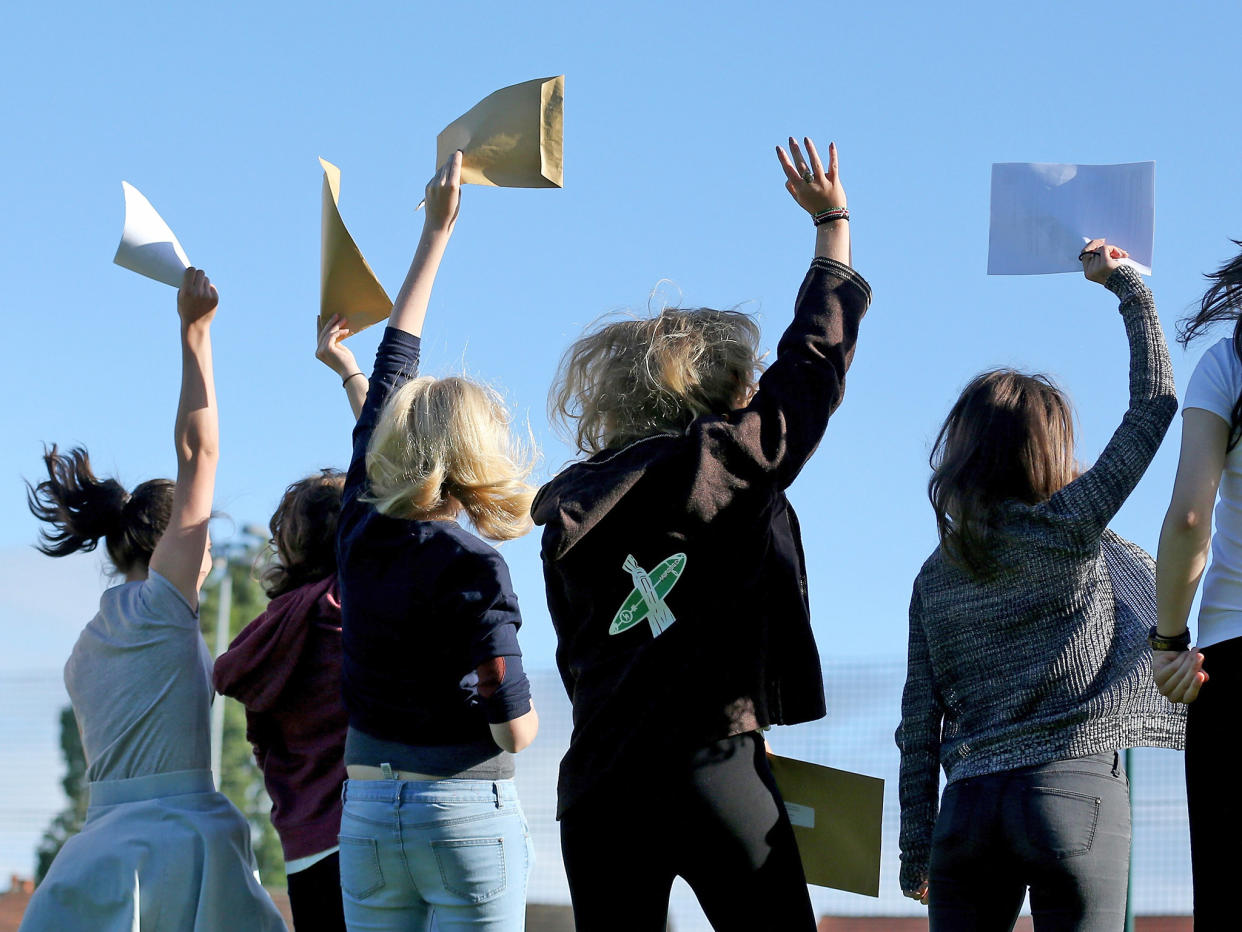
4, 0, 1242, 673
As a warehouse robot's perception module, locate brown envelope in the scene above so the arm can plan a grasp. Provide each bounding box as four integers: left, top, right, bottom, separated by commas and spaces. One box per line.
319, 157, 392, 337
436, 76, 564, 189
767, 753, 885, 897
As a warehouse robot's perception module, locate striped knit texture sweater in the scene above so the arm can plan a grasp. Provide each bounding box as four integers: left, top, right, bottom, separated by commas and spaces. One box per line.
895, 266, 1187, 892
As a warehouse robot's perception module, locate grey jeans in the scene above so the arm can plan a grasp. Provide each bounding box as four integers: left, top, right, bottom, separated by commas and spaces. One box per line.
929, 752, 1130, 932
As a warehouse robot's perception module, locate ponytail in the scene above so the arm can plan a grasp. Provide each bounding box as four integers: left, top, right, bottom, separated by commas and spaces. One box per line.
26, 445, 174, 573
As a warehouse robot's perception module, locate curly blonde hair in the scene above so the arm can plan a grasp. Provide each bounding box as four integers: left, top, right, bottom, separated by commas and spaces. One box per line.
363, 376, 536, 541
550, 307, 764, 455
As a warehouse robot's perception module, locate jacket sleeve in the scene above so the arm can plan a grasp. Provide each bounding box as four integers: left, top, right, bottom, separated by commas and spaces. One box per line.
895, 581, 941, 893
342, 327, 422, 508
1041, 266, 1177, 544
693, 258, 871, 505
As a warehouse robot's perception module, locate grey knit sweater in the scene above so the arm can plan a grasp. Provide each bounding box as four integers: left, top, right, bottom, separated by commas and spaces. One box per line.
895, 266, 1187, 892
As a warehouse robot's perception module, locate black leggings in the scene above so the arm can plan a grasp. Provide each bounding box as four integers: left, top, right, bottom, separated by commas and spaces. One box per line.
287, 851, 346, 932
1186, 636, 1242, 929
559, 732, 816, 931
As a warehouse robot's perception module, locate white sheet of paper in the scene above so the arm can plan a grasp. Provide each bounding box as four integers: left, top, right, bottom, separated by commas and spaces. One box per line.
987, 162, 1155, 276
113, 181, 191, 287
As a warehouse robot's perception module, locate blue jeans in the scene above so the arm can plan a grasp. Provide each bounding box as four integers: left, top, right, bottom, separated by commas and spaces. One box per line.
338, 778, 532, 931
929, 752, 1130, 932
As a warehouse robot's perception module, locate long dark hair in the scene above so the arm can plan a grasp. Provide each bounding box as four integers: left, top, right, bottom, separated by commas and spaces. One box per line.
1179, 241, 1242, 451
261, 469, 345, 598
26, 445, 174, 574
929, 370, 1078, 576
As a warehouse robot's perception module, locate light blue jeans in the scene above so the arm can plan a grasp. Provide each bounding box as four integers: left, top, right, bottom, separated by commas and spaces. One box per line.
339, 777, 532, 931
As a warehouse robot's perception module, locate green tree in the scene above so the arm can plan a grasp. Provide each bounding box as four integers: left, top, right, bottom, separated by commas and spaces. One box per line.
199, 548, 287, 888
34, 706, 87, 883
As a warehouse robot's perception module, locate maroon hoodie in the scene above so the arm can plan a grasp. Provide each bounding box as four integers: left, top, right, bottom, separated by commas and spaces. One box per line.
213, 576, 348, 861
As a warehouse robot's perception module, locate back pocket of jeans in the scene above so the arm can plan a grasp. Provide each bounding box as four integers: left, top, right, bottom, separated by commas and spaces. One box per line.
338, 834, 385, 900
1023, 787, 1100, 859
431, 836, 507, 903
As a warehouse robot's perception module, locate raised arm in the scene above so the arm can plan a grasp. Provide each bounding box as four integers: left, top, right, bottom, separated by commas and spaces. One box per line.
1042, 242, 1177, 542
149, 268, 219, 608
389, 150, 461, 338
316, 313, 368, 419
704, 136, 870, 494
341, 153, 463, 506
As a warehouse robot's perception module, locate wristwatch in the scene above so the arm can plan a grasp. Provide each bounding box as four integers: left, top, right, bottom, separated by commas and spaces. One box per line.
1147, 626, 1191, 652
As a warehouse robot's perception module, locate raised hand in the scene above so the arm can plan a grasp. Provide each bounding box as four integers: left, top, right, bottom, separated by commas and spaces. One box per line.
1079, 239, 1131, 286
177, 268, 218, 326
316, 313, 359, 379
1152, 648, 1209, 704
425, 150, 463, 235
776, 136, 845, 217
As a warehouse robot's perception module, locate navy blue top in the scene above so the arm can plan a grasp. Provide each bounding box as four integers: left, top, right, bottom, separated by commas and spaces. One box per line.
336, 327, 531, 747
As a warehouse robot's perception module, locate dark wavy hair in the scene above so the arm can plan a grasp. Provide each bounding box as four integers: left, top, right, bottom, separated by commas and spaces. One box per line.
26, 445, 174, 574
929, 370, 1078, 576
261, 469, 346, 598
1178, 241, 1242, 451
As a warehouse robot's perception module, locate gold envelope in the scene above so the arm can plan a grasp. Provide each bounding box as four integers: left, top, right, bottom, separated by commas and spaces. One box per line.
767, 753, 884, 897
436, 76, 564, 188
319, 157, 392, 336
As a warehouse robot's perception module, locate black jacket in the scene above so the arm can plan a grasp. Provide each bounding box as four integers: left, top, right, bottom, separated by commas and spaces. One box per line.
532, 257, 872, 816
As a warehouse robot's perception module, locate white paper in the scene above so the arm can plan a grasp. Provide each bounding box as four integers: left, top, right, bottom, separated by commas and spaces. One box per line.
113, 181, 191, 287
987, 162, 1155, 276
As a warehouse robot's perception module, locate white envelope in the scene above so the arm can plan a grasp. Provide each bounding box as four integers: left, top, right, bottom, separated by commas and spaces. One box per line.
113, 181, 191, 287
987, 162, 1155, 276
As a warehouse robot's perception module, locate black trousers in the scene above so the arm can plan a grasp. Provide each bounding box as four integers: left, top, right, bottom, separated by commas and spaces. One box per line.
1186, 636, 1242, 930
287, 851, 347, 932
928, 752, 1131, 932
559, 732, 816, 931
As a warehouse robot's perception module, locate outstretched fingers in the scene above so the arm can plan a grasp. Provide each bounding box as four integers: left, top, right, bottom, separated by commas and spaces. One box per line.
775, 145, 802, 186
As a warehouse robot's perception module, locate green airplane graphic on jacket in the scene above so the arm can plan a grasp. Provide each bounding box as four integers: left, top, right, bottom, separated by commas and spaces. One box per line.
609, 553, 687, 638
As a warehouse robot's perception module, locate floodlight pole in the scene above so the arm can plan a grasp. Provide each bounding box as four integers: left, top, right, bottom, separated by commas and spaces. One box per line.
209, 560, 233, 788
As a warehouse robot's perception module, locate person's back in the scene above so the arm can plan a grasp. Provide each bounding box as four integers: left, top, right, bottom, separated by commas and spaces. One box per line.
70, 571, 213, 782
897, 245, 1185, 931
536, 135, 868, 932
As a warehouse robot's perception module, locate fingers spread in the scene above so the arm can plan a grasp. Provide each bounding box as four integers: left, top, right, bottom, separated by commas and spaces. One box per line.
776, 146, 801, 184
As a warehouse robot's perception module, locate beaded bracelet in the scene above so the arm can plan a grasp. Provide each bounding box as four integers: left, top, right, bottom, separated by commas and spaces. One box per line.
813, 207, 849, 226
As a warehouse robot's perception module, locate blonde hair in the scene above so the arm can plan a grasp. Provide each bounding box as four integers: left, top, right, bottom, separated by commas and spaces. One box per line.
551, 308, 763, 455
363, 376, 536, 541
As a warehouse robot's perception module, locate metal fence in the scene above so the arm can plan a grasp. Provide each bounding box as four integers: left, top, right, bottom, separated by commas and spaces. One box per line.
0, 661, 1194, 929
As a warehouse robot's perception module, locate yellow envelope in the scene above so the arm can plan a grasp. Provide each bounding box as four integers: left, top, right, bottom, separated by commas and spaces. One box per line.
767, 753, 884, 897
319, 157, 392, 337
436, 76, 564, 188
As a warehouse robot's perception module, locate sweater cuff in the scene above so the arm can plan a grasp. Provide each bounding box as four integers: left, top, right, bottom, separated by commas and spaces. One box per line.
1104, 265, 1148, 305
810, 256, 872, 305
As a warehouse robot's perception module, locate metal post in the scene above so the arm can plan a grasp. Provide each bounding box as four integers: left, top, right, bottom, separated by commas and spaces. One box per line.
209, 558, 232, 788
1125, 746, 1135, 932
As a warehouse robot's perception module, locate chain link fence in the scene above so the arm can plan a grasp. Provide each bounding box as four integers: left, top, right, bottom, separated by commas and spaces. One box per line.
0, 661, 1194, 928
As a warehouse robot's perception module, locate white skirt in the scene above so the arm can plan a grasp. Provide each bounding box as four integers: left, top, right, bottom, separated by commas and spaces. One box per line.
20, 769, 287, 932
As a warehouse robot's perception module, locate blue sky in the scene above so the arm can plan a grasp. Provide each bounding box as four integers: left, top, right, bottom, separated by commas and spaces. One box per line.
4, 0, 1242, 676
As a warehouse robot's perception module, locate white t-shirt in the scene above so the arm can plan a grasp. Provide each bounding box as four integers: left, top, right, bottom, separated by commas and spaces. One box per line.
1184, 337, 1242, 648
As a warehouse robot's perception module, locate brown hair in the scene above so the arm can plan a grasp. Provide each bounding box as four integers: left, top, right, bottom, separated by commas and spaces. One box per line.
364, 376, 536, 541
1179, 241, 1242, 450
26, 445, 174, 575
261, 469, 346, 598
929, 370, 1078, 576
550, 307, 763, 455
